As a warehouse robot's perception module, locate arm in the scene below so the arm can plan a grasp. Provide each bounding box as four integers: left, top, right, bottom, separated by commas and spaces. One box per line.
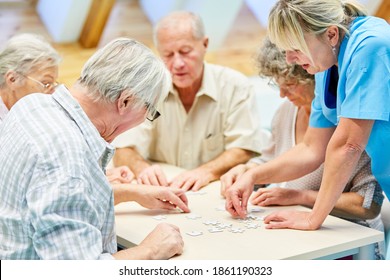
114, 147, 150, 177
264, 118, 375, 229
220, 162, 259, 197
112, 184, 190, 213
252, 187, 380, 220
225, 126, 334, 218
169, 148, 254, 191
309, 118, 375, 224
113, 223, 184, 260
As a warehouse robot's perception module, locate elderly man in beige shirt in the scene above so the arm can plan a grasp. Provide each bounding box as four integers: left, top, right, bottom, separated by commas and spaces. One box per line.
113, 11, 262, 191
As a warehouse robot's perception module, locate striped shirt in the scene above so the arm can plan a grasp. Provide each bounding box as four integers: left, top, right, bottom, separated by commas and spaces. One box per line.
0, 85, 116, 259
0, 96, 9, 125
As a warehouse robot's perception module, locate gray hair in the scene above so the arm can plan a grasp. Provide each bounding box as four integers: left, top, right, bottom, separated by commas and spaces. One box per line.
256, 37, 314, 85
268, 0, 367, 59
0, 33, 61, 87
79, 38, 171, 108
153, 11, 206, 47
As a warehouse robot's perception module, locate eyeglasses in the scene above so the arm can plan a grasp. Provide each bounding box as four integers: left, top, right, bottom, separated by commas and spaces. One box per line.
267, 79, 280, 91
268, 78, 298, 93
145, 102, 161, 122
23, 75, 59, 93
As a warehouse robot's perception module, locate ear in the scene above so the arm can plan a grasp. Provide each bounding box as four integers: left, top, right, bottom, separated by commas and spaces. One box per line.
202, 37, 209, 49
326, 25, 339, 47
4, 70, 17, 87
117, 91, 131, 116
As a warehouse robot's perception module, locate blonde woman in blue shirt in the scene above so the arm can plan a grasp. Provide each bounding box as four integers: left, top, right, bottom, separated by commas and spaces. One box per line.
225, 0, 390, 231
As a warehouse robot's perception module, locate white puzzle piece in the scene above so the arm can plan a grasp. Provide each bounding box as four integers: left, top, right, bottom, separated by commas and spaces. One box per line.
152, 215, 167, 220
186, 231, 203, 237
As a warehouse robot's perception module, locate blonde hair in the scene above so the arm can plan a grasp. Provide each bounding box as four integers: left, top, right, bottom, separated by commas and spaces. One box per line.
268, 0, 367, 58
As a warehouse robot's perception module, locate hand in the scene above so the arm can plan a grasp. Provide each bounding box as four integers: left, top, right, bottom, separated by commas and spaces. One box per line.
225, 171, 256, 218
169, 168, 213, 191
250, 187, 302, 206
137, 164, 168, 186
139, 223, 184, 259
133, 185, 190, 213
263, 210, 320, 230
220, 164, 248, 198
106, 166, 134, 184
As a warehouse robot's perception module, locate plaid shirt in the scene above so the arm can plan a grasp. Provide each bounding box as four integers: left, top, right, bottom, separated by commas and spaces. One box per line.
0, 85, 116, 259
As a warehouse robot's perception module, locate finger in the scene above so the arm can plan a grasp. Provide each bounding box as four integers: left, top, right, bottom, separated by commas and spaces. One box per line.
181, 178, 195, 192
231, 193, 246, 218
263, 212, 284, 224
120, 170, 134, 182
169, 177, 185, 189
191, 180, 204, 192
157, 201, 179, 211
251, 192, 267, 205
138, 175, 151, 185
162, 191, 190, 213
265, 221, 290, 229
174, 190, 189, 206
225, 196, 240, 217
148, 173, 162, 186
154, 168, 169, 186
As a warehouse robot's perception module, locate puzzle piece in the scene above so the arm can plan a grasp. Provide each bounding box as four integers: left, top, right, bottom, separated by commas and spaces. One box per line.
229, 227, 245, 233
208, 227, 223, 233
249, 208, 264, 213
152, 215, 167, 221
186, 231, 203, 237
186, 214, 202, 220
245, 223, 260, 229
203, 220, 220, 226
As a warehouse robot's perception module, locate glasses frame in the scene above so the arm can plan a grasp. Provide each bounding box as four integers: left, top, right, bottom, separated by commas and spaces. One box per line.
21, 74, 59, 92
145, 102, 161, 122
268, 78, 298, 93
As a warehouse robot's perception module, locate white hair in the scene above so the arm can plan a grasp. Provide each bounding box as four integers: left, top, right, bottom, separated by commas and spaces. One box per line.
79, 38, 171, 109
0, 33, 61, 87
153, 11, 206, 47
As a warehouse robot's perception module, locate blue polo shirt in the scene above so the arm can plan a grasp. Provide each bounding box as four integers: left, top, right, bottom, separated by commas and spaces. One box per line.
310, 16, 390, 198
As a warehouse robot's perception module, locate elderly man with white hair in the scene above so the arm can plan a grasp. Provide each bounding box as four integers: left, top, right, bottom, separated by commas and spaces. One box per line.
113, 11, 262, 191
0, 38, 187, 260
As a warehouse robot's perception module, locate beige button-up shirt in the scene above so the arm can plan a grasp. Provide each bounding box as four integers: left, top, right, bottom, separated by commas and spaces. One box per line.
114, 63, 262, 170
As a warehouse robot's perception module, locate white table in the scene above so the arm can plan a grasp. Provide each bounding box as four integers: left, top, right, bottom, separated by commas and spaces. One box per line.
115, 164, 383, 260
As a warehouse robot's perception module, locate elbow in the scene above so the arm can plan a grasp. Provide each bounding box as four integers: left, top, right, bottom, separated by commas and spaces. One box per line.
363, 202, 381, 220
343, 142, 365, 156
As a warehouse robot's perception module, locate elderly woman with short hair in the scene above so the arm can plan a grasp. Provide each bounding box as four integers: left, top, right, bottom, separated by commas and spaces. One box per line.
0, 33, 60, 124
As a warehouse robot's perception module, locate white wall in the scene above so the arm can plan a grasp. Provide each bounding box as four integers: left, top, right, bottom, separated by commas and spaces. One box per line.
37, 0, 92, 43
139, 0, 244, 50
246, 0, 383, 27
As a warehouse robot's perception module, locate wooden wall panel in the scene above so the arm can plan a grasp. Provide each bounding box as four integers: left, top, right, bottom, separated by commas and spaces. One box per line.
79, 0, 115, 48
375, 0, 390, 22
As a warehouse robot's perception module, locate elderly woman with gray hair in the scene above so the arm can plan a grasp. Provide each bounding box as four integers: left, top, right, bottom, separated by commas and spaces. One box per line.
0, 33, 60, 124
221, 38, 384, 259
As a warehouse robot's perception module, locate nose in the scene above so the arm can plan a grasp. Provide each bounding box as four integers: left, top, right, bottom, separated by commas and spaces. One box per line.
172, 53, 185, 69
279, 87, 289, 98
285, 50, 298, 64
